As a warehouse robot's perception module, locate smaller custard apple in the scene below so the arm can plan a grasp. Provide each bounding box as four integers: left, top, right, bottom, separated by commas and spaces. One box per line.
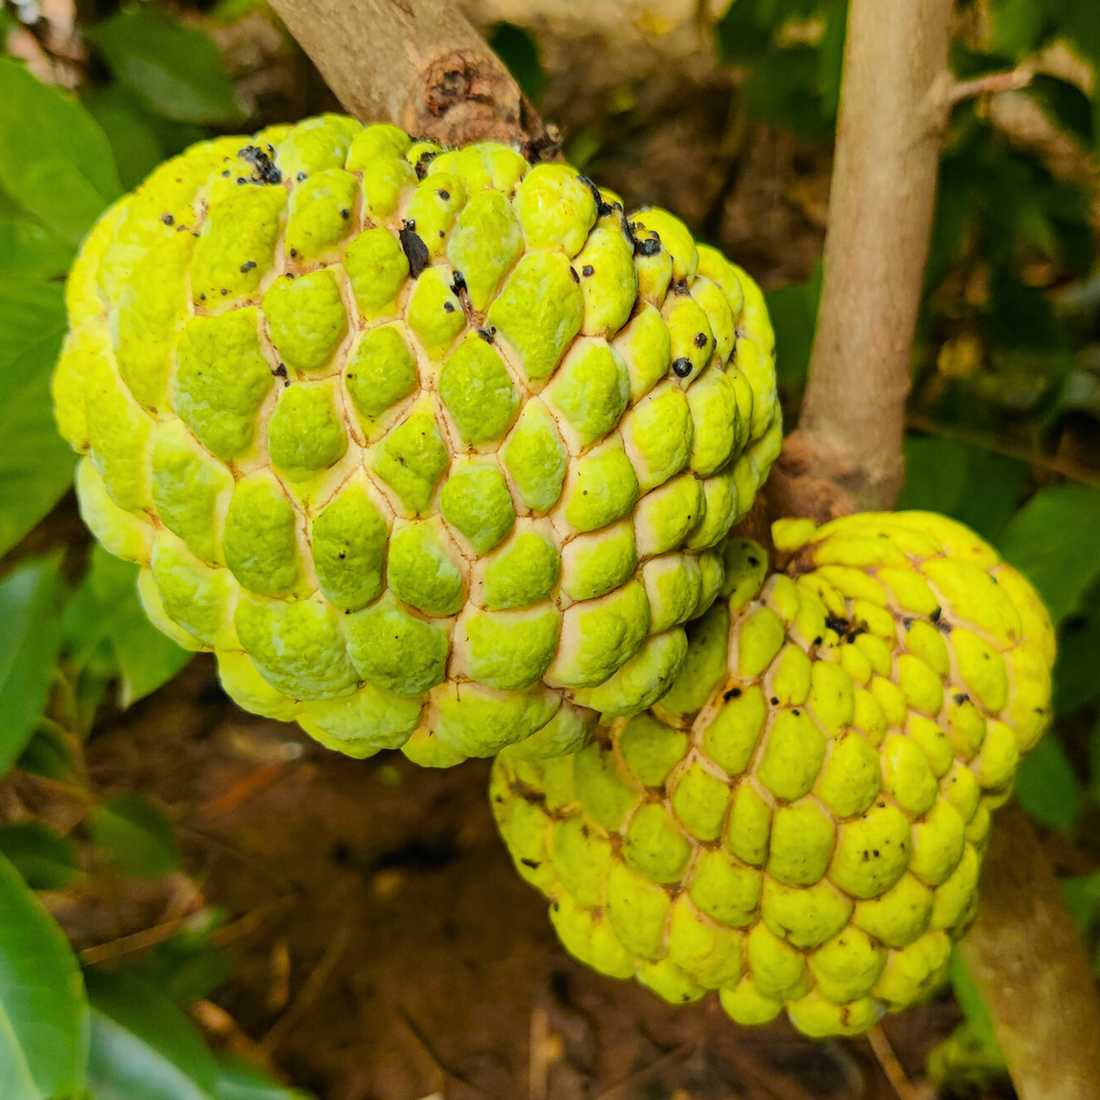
52, 114, 781, 765
492, 511, 1055, 1039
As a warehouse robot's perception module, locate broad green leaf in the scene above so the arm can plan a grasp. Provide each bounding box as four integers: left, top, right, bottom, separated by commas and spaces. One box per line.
0, 276, 66, 369
215, 1055, 313, 1100
765, 267, 821, 395
0, 275, 78, 556
85, 970, 218, 1100
0, 851, 89, 1100
1026, 74, 1094, 147
1014, 736, 1079, 833
1061, 871, 1100, 939
67, 547, 192, 706
84, 87, 168, 191
0, 822, 81, 890
488, 23, 546, 106
998, 485, 1100, 625
1091, 710, 1100, 800
1054, 608, 1100, 713
130, 910, 233, 1009
0, 59, 120, 242
0, 556, 66, 776
949, 948, 1002, 1053
87, 8, 244, 126
897, 436, 1026, 542
0, 216, 75, 279
91, 793, 181, 879
990, 0, 1045, 57
16, 725, 75, 782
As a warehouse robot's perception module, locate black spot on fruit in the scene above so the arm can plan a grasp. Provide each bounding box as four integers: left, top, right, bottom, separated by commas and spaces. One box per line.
443, 301, 455, 313
724, 687, 742, 701
451, 271, 467, 295
414, 150, 438, 179
694, 332, 708, 348
582, 264, 594, 277
569, 267, 580, 284
161, 213, 174, 226
399, 222, 430, 278
477, 326, 496, 343
240, 260, 256, 273
239, 144, 282, 185
671, 357, 693, 377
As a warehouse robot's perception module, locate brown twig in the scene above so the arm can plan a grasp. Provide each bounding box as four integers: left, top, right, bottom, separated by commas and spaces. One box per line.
866, 1025, 923, 1100
260, 923, 350, 1054
944, 65, 1034, 109
263, 0, 555, 151
591, 1041, 696, 1100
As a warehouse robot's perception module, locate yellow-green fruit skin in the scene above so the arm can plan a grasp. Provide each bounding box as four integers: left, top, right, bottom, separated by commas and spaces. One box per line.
53, 115, 781, 764
491, 511, 1055, 1038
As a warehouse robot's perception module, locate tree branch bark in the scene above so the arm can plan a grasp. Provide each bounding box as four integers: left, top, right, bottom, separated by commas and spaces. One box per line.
263, 0, 555, 151
768, 0, 952, 520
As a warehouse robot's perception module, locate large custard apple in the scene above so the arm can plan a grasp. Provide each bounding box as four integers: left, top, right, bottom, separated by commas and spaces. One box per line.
51, 114, 781, 764
492, 511, 1055, 1038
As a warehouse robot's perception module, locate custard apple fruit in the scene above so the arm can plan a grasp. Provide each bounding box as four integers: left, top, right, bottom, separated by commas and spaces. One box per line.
491, 511, 1055, 1038
51, 114, 781, 764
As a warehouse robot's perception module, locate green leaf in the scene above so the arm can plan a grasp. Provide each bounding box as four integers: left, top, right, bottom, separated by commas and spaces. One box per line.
488, 22, 545, 106
1061, 870, 1100, 939
765, 264, 822, 395
215, 1055, 313, 1100
129, 910, 233, 1009
1014, 736, 1079, 832
0, 276, 78, 557
990, 0, 1046, 58
67, 547, 192, 706
741, 46, 833, 140
949, 948, 1002, 1053
0, 215, 75, 280
997, 485, 1100, 625
0, 822, 81, 890
85, 970, 218, 1100
91, 793, 181, 879
87, 8, 244, 126
84, 86, 168, 191
0, 59, 121, 243
0, 556, 66, 777
1026, 73, 1094, 147
1090, 710, 1100, 800
16, 725, 75, 782
1054, 608, 1100, 713
0, 851, 89, 1099
897, 436, 1026, 542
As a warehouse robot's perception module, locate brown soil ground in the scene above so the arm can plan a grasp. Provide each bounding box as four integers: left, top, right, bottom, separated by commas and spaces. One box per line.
76, 658, 965, 1100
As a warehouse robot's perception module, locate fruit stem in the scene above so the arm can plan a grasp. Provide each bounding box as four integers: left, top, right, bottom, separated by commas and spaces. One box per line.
263, 0, 555, 151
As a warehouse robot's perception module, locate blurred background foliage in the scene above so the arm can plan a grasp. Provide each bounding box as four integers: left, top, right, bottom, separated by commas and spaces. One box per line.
0, 0, 1098, 1094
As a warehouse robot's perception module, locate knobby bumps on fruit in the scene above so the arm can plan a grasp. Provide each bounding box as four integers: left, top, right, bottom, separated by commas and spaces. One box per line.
52, 114, 782, 764
492, 511, 1056, 1039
